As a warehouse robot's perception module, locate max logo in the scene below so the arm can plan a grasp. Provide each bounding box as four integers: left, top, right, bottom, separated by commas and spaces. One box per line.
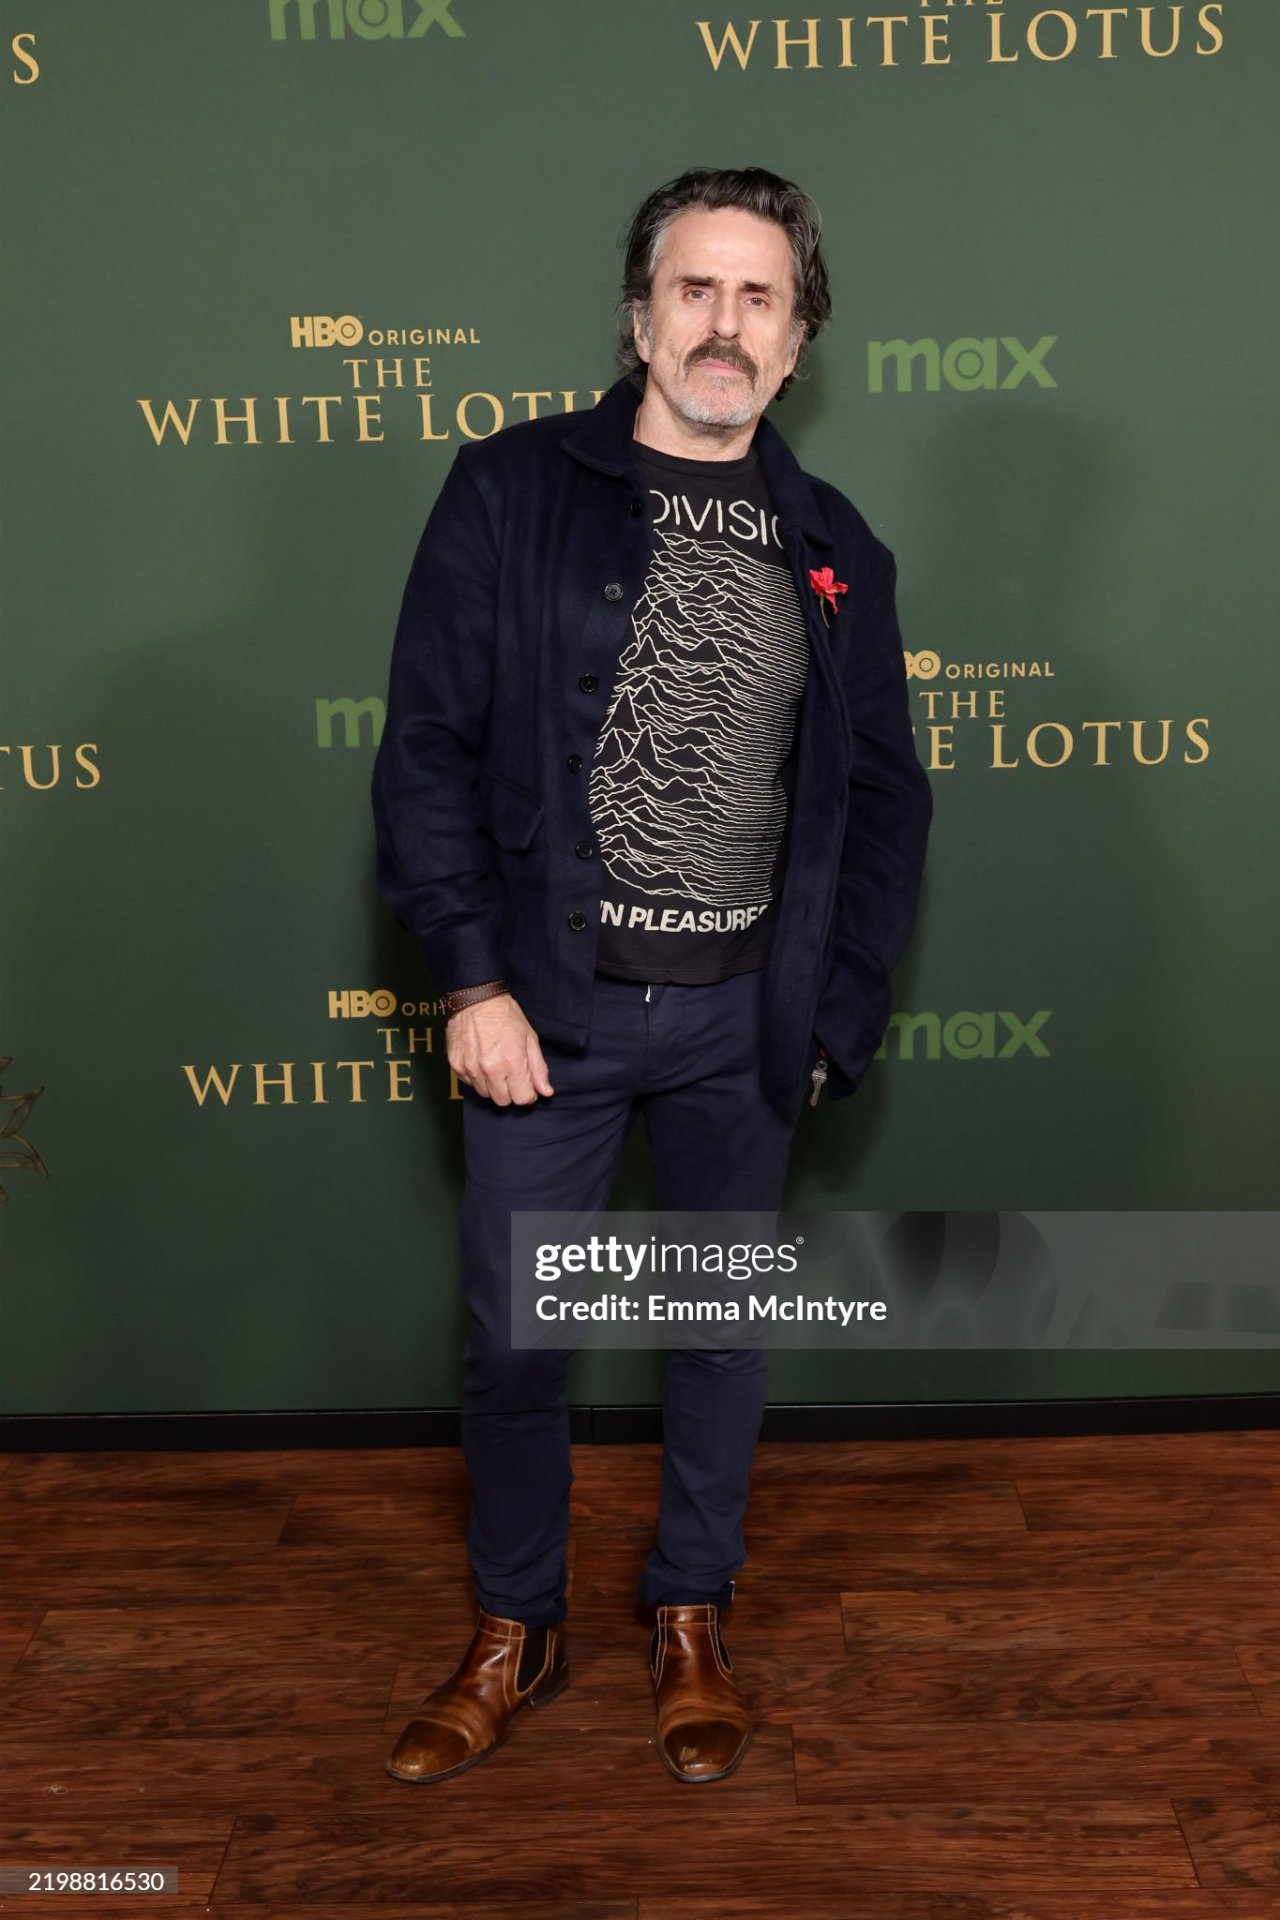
877, 1012, 1052, 1062
869, 337, 1057, 393
269, 0, 462, 40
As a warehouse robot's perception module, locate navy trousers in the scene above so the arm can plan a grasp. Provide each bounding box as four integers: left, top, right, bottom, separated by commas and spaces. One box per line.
456, 965, 801, 1629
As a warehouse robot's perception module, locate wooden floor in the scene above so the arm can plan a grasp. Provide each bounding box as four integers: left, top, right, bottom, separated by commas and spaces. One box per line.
1, 1430, 1278, 1918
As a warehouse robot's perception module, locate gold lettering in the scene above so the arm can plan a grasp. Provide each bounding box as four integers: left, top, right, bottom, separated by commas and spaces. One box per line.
1183, 717, 1210, 762
300, 395, 342, 441
926, 723, 954, 770
695, 18, 762, 68
922, 12, 951, 62
355, 394, 384, 442
182, 1064, 241, 1107
253, 1063, 297, 1105
212, 397, 261, 445
1196, 3, 1224, 55
74, 743, 100, 788
137, 398, 200, 446
457, 391, 504, 439
775, 17, 821, 66
11, 32, 39, 83
865, 14, 910, 62
989, 722, 1020, 769
336, 1060, 376, 1101
989, 10, 1018, 58
1027, 9, 1077, 59
1131, 718, 1171, 766
19, 744, 60, 790
1085, 7, 1128, 58
1138, 3, 1182, 56
1027, 722, 1073, 766
1079, 719, 1123, 765
418, 393, 450, 440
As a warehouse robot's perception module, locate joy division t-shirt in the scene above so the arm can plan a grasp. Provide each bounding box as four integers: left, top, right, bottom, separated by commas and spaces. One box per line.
588, 437, 810, 984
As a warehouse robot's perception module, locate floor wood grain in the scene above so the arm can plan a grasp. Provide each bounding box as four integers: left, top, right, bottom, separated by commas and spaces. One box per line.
0, 1430, 1277, 1916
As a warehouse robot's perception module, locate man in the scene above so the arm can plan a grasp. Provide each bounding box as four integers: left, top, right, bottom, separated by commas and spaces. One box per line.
371, 166, 932, 1786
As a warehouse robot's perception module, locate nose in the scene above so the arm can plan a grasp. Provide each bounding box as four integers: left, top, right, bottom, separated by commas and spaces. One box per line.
708, 289, 741, 339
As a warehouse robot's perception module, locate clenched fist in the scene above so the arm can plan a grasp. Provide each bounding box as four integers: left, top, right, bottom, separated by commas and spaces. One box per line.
447, 992, 555, 1106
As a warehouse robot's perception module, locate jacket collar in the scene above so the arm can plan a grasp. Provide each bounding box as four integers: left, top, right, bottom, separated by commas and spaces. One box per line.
564, 372, 836, 551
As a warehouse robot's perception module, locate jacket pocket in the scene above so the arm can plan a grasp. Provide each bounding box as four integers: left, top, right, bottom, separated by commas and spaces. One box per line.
479, 767, 545, 852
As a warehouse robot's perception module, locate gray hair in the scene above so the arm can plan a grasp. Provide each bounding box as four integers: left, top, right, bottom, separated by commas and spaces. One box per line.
616, 166, 832, 401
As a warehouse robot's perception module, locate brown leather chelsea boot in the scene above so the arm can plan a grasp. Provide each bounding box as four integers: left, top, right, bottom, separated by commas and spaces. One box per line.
650, 1601, 752, 1784
386, 1607, 569, 1785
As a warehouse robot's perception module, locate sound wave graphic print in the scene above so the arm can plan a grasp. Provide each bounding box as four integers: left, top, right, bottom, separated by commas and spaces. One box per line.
589, 528, 809, 911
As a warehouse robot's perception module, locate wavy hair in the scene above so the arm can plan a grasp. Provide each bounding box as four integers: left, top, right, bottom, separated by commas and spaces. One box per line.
616, 167, 831, 402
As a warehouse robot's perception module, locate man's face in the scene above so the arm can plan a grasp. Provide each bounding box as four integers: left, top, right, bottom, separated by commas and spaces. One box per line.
632, 206, 803, 432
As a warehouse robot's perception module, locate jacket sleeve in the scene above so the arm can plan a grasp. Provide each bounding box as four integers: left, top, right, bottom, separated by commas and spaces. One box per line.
813, 539, 933, 1098
370, 451, 506, 994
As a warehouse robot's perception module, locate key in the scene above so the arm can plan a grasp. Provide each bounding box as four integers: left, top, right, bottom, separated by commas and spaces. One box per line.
809, 1051, 829, 1106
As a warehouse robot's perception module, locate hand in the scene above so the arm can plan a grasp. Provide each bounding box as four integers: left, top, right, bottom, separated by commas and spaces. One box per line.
446, 993, 555, 1106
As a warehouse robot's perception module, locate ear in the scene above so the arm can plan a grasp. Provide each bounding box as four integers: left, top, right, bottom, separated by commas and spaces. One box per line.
783, 320, 804, 380
632, 302, 653, 367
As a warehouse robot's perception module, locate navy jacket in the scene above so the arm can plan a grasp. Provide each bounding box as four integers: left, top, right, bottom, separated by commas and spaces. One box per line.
371, 372, 932, 1120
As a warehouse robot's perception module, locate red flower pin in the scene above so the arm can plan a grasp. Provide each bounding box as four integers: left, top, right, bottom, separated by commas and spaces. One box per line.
809, 565, 848, 625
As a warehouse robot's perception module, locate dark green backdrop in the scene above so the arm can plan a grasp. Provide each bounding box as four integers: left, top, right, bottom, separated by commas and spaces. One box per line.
3, 0, 1276, 1415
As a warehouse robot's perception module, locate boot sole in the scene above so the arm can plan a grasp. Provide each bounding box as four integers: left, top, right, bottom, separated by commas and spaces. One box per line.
656, 1720, 753, 1785
385, 1662, 571, 1786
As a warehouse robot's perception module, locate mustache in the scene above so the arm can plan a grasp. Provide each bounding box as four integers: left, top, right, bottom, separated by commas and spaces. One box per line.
686, 339, 757, 380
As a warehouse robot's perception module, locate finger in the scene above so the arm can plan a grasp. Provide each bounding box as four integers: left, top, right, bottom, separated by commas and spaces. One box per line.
457, 1045, 490, 1101
527, 1035, 555, 1098
504, 1056, 540, 1106
485, 1066, 514, 1107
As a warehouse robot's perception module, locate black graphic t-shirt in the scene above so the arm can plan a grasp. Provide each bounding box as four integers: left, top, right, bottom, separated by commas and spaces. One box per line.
589, 438, 810, 984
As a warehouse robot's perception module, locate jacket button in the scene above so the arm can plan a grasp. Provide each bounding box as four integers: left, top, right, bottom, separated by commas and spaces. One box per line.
575, 839, 593, 859
565, 753, 582, 773
568, 911, 588, 930
629, 497, 644, 516
578, 673, 598, 693
603, 581, 624, 601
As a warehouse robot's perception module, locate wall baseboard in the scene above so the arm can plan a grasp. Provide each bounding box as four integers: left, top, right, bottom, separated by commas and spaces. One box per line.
2, 1394, 1277, 1452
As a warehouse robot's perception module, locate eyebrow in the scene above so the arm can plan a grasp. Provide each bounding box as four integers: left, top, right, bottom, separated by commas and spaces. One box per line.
672, 272, 780, 295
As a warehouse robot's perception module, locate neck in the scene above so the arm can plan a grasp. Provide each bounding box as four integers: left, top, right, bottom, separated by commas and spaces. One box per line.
631, 377, 759, 463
